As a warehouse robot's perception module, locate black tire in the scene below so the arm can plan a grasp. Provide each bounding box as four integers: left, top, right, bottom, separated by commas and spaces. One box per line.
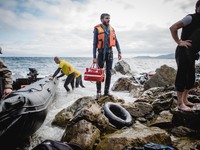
103, 102, 133, 128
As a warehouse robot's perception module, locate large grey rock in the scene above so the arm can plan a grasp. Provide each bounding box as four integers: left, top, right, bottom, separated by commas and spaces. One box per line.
123, 102, 153, 118
95, 121, 171, 150
172, 136, 200, 150
152, 98, 174, 114
171, 104, 200, 130
150, 111, 173, 128
144, 65, 176, 90
51, 96, 94, 128
171, 126, 194, 137
114, 60, 131, 75
111, 77, 142, 92
52, 96, 118, 133
61, 119, 100, 150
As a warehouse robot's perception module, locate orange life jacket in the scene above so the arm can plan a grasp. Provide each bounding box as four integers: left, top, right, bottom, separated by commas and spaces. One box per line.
95, 24, 116, 49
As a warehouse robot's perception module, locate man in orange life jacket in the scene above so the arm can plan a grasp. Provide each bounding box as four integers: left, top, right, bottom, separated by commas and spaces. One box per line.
93, 13, 122, 98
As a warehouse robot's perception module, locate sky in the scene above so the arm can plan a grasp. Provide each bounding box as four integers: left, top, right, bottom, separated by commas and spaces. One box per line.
0, 0, 197, 57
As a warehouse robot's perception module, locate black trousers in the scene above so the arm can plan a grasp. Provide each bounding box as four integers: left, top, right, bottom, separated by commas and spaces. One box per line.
64, 72, 75, 92
75, 75, 85, 88
175, 46, 195, 92
175, 28, 200, 92
96, 50, 113, 94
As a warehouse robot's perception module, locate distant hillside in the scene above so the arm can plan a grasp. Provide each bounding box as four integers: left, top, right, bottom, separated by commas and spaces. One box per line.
134, 53, 174, 59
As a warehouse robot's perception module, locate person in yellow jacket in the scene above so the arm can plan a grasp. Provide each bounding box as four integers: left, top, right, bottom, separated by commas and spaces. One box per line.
51, 56, 75, 92
74, 69, 85, 88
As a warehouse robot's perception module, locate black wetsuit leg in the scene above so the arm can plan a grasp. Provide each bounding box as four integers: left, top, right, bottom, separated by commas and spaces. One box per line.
104, 50, 113, 95
96, 51, 104, 93
96, 49, 113, 94
64, 72, 75, 92
75, 77, 79, 88
70, 77, 75, 90
79, 75, 85, 88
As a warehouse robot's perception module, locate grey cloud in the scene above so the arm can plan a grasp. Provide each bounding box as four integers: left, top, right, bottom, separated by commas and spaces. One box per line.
116, 24, 175, 56
179, 1, 196, 12
162, 0, 195, 12
0, 0, 190, 57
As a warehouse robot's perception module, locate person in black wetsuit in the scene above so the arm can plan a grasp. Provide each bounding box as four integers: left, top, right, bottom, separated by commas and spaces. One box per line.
169, 0, 200, 111
92, 13, 122, 99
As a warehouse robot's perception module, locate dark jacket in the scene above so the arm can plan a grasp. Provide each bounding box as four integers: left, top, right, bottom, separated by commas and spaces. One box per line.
0, 59, 13, 89
181, 13, 200, 40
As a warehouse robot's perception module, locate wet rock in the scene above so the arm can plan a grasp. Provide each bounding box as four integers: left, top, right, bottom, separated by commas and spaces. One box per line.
114, 60, 132, 75
171, 126, 194, 137
95, 121, 171, 150
137, 87, 165, 103
61, 119, 100, 150
171, 104, 200, 130
53, 96, 119, 133
152, 98, 174, 114
144, 65, 176, 90
136, 87, 175, 105
123, 102, 153, 118
172, 136, 200, 150
129, 85, 144, 98
51, 96, 95, 128
97, 95, 125, 106
150, 111, 173, 128
111, 77, 141, 92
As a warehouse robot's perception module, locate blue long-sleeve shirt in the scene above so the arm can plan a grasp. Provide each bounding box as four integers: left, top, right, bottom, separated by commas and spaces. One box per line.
93, 25, 121, 59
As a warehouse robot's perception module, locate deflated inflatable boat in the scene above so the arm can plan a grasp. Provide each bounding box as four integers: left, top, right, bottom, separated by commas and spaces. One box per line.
0, 68, 58, 146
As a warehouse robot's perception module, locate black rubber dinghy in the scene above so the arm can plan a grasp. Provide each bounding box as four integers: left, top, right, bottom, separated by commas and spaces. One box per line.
103, 102, 133, 128
0, 70, 59, 147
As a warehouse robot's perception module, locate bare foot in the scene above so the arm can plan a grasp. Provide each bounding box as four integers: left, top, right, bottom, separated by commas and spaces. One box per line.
185, 101, 195, 107
178, 104, 192, 112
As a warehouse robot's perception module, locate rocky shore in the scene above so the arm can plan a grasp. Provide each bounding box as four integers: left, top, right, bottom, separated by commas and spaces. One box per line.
45, 61, 200, 150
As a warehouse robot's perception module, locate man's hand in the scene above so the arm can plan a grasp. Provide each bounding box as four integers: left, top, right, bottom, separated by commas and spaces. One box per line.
118, 53, 122, 60
178, 40, 192, 48
3, 88, 12, 95
93, 58, 97, 64
49, 76, 54, 80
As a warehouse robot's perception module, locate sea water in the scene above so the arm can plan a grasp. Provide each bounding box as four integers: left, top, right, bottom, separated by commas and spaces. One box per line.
1, 57, 177, 149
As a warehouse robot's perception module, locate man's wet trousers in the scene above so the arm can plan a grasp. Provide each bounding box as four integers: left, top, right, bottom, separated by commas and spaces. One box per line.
96, 50, 113, 94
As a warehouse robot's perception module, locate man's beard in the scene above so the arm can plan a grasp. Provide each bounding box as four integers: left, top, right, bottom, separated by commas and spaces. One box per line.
103, 21, 109, 26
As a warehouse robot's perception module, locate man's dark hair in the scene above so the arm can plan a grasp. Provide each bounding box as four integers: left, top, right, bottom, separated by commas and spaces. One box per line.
195, 0, 200, 13
196, 0, 200, 8
100, 13, 110, 20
